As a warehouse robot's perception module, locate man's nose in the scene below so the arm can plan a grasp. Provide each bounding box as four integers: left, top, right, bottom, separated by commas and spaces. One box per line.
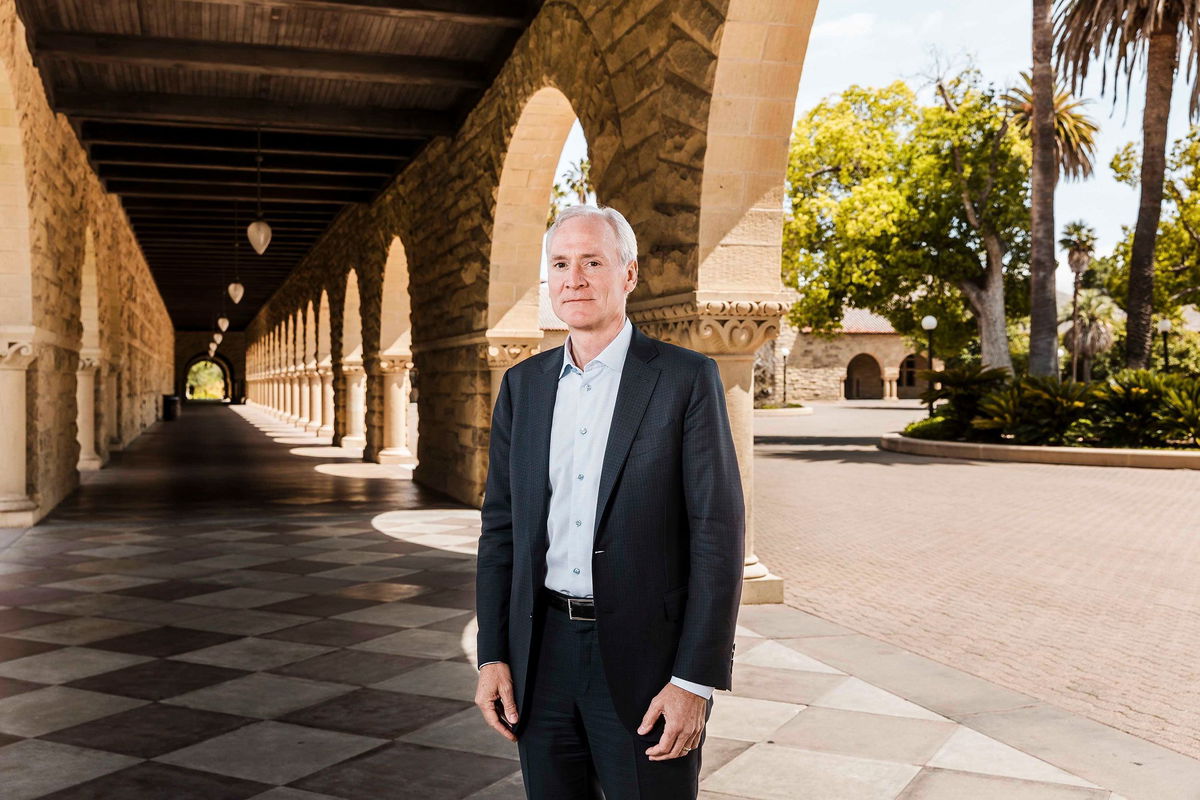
564, 263, 586, 287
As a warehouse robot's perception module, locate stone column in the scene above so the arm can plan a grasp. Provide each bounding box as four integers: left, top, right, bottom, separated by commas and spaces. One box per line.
305, 371, 322, 433
76, 354, 102, 471
634, 298, 785, 604
377, 356, 415, 462
318, 368, 334, 438
288, 371, 302, 425
0, 342, 36, 523
297, 369, 311, 430
342, 363, 367, 447
486, 336, 542, 407
103, 367, 118, 455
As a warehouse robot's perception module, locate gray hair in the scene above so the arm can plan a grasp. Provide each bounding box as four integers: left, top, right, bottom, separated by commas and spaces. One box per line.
544, 204, 638, 268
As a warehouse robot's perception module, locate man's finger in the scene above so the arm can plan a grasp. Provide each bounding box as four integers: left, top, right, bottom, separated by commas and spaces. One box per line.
645, 723, 685, 759
637, 698, 662, 735
498, 683, 519, 725
477, 699, 518, 742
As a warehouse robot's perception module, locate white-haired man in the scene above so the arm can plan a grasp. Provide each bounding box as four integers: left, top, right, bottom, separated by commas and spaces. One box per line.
475, 204, 744, 798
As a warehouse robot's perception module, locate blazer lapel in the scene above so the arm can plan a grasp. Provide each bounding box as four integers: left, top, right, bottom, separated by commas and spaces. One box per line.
593, 325, 660, 537
525, 348, 562, 573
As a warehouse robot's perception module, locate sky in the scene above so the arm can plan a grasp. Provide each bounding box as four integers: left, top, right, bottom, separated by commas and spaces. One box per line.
554, 1, 1197, 291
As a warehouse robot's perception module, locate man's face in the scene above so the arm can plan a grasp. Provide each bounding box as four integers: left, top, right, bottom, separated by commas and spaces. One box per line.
546, 215, 637, 333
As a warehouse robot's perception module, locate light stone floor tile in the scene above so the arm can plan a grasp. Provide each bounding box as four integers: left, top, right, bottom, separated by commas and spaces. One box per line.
736, 639, 845, 674
308, 565, 418, 582
248, 788, 346, 800
101, 599, 224, 625
294, 550, 396, 564
809, 677, 949, 721
701, 742, 921, 800
772, 706, 958, 765
895, 768, 1111, 799
44, 574, 164, 593
463, 769, 527, 800
926, 727, 1103, 788
371, 659, 478, 701
171, 636, 334, 671
706, 694, 802, 742
0, 738, 140, 800
186, 554, 284, 570
27, 593, 157, 618
177, 608, 318, 635
156, 720, 387, 785
334, 601, 471, 628
0, 646, 153, 684
399, 707, 521, 761
349, 627, 467, 660
0, 685, 147, 737
69, 544, 165, 558
5, 616, 157, 645
180, 587, 306, 608
165, 671, 355, 718
734, 625, 764, 638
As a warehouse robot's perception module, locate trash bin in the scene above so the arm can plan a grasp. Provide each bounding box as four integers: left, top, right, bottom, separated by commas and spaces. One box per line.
162, 394, 181, 421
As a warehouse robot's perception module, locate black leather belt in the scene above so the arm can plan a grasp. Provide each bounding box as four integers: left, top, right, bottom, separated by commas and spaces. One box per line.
543, 588, 596, 620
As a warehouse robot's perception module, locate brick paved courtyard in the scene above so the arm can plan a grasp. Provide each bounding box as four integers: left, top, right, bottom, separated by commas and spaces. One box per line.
754, 402, 1200, 762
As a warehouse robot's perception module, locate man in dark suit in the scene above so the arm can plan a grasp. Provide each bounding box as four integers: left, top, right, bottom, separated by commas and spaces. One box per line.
474, 204, 745, 799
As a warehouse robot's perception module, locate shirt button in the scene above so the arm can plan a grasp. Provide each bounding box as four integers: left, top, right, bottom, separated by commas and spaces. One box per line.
575, 520, 582, 527
585, 384, 592, 391
577, 473, 584, 480
573, 568, 581, 574
580, 427, 587, 435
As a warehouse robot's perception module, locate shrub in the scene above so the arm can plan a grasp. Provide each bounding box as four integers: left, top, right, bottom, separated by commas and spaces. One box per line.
917, 365, 1010, 441
901, 417, 959, 440
972, 376, 1094, 446
1162, 375, 1200, 447
1090, 370, 1170, 448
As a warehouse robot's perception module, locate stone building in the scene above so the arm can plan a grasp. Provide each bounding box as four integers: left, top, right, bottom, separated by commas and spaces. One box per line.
1, 0, 823, 603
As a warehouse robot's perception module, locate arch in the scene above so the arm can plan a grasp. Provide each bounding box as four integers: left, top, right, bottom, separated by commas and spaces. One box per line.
845, 353, 884, 400
181, 352, 233, 401
0, 58, 32, 330
487, 86, 580, 335
697, 0, 819, 290
339, 269, 366, 447
316, 289, 332, 367
304, 301, 316, 369
380, 237, 412, 356
898, 353, 928, 400
342, 270, 363, 365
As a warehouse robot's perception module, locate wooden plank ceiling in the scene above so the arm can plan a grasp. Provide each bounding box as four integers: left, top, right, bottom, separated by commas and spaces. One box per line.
15, 0, 542, 330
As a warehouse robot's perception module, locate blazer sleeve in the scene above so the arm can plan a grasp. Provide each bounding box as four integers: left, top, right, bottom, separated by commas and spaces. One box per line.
672, 356, 745, 690
476, 367, 515, 667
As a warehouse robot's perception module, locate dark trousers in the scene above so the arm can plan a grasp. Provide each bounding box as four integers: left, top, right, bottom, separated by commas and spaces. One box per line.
517, 598, 711, 800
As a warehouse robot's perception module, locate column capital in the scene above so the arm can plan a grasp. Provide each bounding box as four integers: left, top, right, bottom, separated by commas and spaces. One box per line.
379, 354, 414, 373
628, 293, 789, 356
0, 341, 35, 370
485, 335, 542, 370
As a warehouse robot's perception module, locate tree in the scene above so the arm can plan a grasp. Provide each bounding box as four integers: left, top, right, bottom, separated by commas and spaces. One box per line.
1061, 288, 1120, 379
1003, 73, 1100, 180
1056, 0, 1200, 368
1030, 0, 1061, 377
546, 158, 594, 227
1058, 220, 1100, 379
784, 73, 1031, 371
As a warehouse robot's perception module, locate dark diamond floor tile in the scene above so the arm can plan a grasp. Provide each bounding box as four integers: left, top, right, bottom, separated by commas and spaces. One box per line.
258, 576, 358, 595
279, 688, 470, 739
0, 607, 71, 633
88, 626, 241, 658
0, 586, 83, 606
2, 567, 82, 585
397, 572, 476, 590
113, 580, 227, 602
414, 589, 476, 610
0, 731, 18, 747
0, 675, 44, 698
42, 702, 256, 758
35, 760, 270, 799
0, 636, 63, 661
66, 658, 249, 701
294, 742, 516, 800
251, 534, 318, 546
271, 650, 427, 686
264, 620, 400, 648
351, 540, 428, 555
247, 523, 308, 533
331, 582, 431, 603
250, 559, 334, 575
259, 595, 381, 618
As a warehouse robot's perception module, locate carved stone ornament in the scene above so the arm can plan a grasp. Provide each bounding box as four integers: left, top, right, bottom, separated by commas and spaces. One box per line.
0, 341, 35, 370
379, 356, 415, 373
631, 299, 788, 356
486, 341, 541, 370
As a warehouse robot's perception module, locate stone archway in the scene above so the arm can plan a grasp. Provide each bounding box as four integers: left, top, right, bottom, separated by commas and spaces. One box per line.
183, 354, 233, 401
316, 289, 333, 437
340, 269, 365, 448
371, 236, 415, 463
897, 353, 929, 400
845, 353, 884, 400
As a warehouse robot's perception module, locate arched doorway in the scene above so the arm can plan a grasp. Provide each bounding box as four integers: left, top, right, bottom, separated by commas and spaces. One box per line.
897, 353, 928, 400
373, 236, 415, 463
845, 353, 883, 399
184, 355, 231, 401
340, 269, 366, 448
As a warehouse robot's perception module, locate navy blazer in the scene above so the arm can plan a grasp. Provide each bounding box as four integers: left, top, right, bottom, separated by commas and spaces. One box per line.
476, 322, 745, 735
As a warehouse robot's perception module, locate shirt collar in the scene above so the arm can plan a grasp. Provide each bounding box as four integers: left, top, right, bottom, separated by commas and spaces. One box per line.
561, 317, 633, 378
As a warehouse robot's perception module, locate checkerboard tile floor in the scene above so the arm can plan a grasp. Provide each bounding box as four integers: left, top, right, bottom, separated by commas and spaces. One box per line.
0, 405, 1131, 799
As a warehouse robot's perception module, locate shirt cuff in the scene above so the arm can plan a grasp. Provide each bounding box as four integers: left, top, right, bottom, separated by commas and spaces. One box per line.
670, 675, 714, 699
478, 660, 502, 670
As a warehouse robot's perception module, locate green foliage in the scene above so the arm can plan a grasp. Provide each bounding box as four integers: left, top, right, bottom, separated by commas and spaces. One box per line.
1162, 375, 1200, 446
901, 417, 958, 440
917, 364, 1011, 441
783, 71, 1032, 365
1090, 370, 1171, 447
186, 361, 225, 400
972, 377, 1095, 445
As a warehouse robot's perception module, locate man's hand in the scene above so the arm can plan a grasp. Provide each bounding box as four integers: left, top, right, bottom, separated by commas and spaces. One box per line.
475, 662, 518, 742
638, 682, 706, 760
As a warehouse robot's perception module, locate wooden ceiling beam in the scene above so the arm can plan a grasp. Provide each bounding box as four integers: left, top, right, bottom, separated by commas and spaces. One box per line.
57, 91, 455, 137
100, 164, 384, 191
83, 122, 421, 156
37, 31, 488, 89
108, 180, 374, 204
89, 145, 400, 177
186, 0, 529, 28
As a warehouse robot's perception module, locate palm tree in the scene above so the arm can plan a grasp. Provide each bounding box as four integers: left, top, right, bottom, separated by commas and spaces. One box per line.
1056, 0, 1200, 369
1004, 50, 1100, 377
546, 158, 594, 227
1061, 288, 1120, 379
1059, 221, 1100, 379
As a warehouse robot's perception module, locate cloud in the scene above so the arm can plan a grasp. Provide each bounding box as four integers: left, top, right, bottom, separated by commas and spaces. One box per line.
812, 12, 876, 40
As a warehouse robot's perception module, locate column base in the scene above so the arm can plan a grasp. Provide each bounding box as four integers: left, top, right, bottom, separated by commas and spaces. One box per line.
0, 495, 36, 513
376, 446, 415, 465
741, 572, 784, 605
317, 424, 334, 438
303, 421, 321, 433
78, 455, 103, 471
340, 435, 366, 448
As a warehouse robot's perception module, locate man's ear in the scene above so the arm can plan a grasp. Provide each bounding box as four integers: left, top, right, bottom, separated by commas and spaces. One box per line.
626, 260, 638, 292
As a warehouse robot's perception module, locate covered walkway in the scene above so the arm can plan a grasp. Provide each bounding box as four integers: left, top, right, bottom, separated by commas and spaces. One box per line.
0, 403, 1173, 799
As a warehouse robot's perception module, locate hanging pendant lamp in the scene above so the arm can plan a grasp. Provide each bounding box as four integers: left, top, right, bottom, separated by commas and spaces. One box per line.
247, 128, 272, 255
208, 342, 217, 356
228, 202, 245, 304
213, 332, 224, 345
217, 316, 229, 332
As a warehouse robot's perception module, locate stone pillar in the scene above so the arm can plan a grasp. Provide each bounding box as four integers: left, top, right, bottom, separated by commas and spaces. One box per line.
297, 370, 311, 429
377, 356, 415, 463
634, 299, 785, 604
486, 336, 542, 407
306, 371, 322, 433
318, 368, 334, 438
342, 364, 367, 447
0, 342, 36, 524
75, 355, 102, 471
288, 372, 302, 425
103, 367, 118, 454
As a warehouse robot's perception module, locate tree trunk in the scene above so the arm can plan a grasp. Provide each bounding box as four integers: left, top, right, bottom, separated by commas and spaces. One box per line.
1028, 0, 1059, 377
1126, 11, 1180, 368
959, 232, 1015, 372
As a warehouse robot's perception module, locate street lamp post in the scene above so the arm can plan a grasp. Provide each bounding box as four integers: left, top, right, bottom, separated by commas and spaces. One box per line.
921, 315, 938, 418
780, 346, 791, 406
1158, 319, 1172, 373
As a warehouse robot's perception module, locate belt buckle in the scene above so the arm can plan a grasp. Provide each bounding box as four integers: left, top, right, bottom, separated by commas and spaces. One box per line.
567, 598, 593, 621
